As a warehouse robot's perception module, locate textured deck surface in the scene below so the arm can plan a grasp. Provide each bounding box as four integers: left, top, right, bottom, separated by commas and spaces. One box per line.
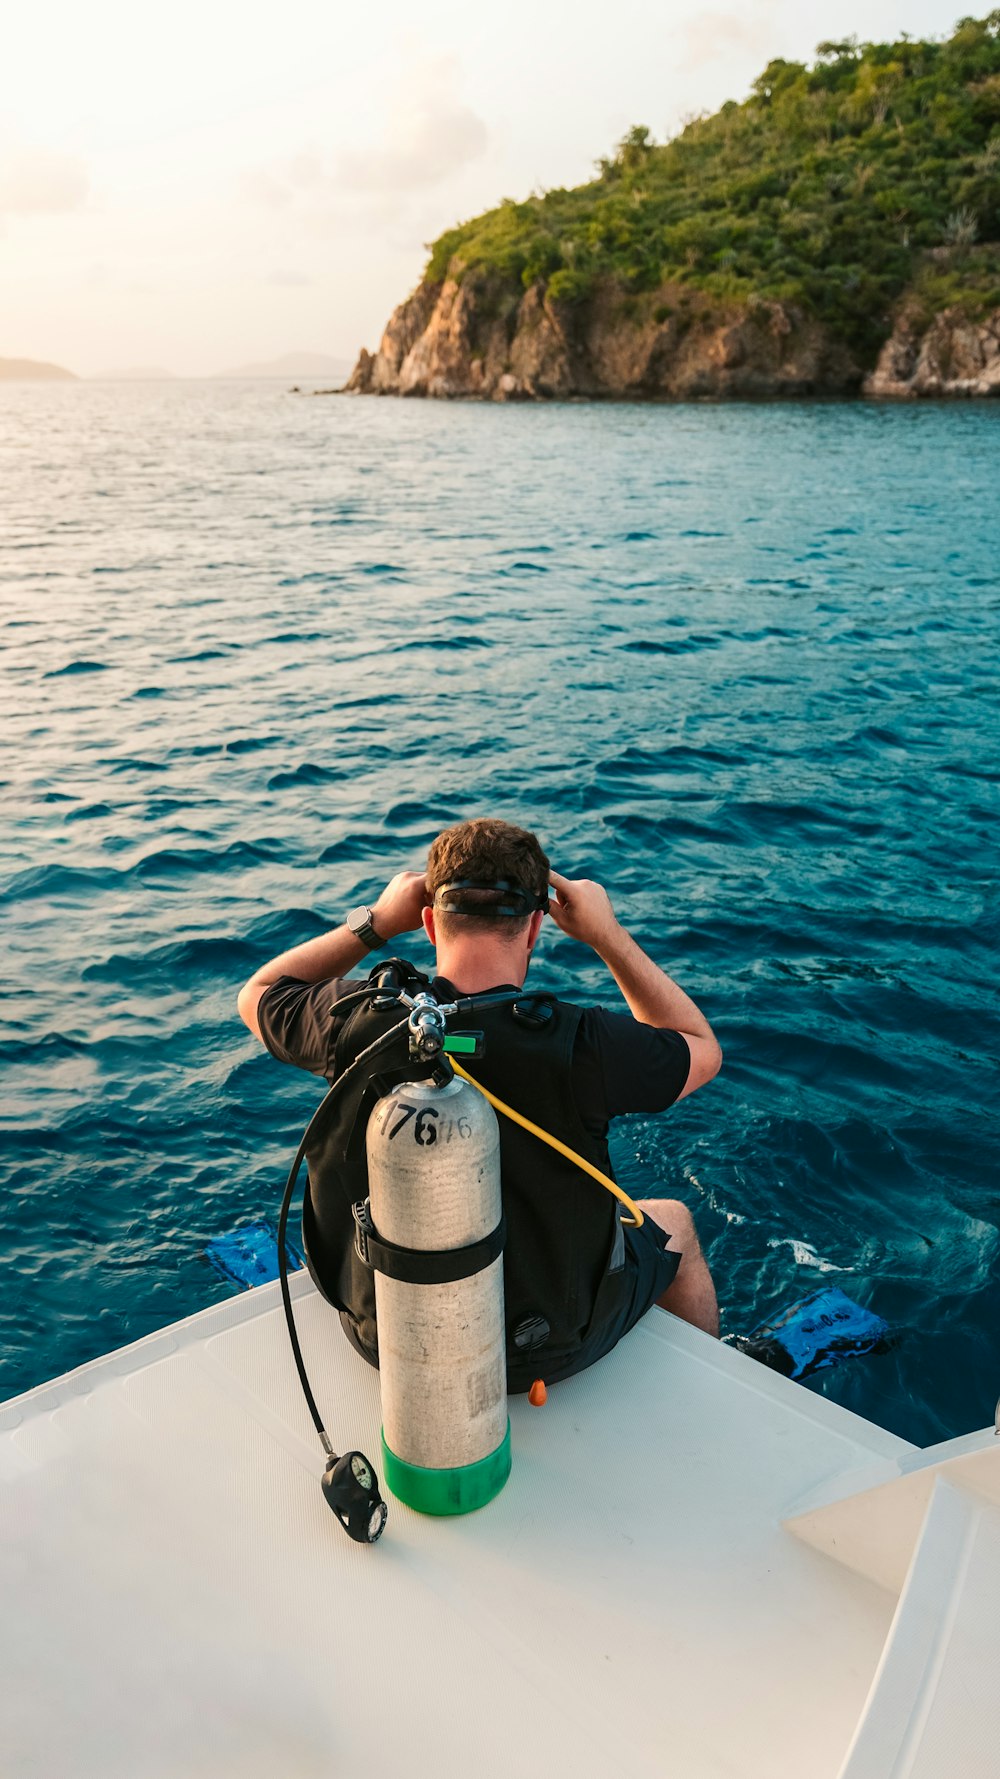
0, 1279, 914, 1779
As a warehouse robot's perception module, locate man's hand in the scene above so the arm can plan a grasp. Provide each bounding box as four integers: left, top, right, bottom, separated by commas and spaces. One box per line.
372, 871, 429, 941
237, 868, 428, 1042
548, 866, 722, 1102
548, 870, 621, 954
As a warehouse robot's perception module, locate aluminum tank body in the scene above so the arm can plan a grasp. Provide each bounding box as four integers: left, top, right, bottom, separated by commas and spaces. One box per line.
367, 1075, 510, 1516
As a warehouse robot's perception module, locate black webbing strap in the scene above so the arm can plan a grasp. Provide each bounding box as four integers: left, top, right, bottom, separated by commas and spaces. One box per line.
353, 1200, 506, 1285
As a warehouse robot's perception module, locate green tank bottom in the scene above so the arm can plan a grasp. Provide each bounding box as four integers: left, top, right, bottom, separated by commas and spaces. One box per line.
380, 1422, 512, 1516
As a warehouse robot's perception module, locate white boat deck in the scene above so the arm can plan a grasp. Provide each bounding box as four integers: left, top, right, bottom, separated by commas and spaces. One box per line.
0, 1276, 991, 1779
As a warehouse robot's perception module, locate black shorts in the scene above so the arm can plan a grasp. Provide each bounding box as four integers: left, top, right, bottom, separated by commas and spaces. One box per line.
331, 1211, 681, 1390
627, 1210, 682, 1316
526, 1212, 680, 1389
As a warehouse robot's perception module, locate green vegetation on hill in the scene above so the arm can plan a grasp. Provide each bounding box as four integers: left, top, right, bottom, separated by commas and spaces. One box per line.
427, 14, 1000, 358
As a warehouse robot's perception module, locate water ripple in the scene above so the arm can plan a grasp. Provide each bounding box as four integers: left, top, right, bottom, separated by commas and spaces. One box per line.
1, 382, 999, 1447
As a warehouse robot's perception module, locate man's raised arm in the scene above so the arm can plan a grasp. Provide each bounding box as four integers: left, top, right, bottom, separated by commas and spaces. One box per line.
547, 870, 722, 1101
236, 871, 427, 1041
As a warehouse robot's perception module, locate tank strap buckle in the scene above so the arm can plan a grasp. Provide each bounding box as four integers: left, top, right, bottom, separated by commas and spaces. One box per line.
352, 1199, 375, 1267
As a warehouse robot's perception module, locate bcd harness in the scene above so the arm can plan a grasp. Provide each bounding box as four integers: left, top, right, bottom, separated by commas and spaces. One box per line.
299, 958, 636, 1393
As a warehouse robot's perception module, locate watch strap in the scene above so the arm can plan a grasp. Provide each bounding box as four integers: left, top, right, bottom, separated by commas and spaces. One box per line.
346, 905, 385, 952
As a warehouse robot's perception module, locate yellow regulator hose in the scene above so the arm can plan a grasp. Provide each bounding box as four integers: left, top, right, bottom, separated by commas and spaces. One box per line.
448, 1056, 645, 1229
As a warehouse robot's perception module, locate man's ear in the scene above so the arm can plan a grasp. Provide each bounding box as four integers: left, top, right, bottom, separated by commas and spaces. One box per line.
421, 905, 436, 944
525, 909, 544, 953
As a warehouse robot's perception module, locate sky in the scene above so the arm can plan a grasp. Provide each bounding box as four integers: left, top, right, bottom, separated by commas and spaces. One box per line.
0, 0, 974, 376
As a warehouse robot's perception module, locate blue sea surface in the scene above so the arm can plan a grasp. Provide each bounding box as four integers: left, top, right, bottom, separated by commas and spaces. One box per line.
2, 382, 998, 1445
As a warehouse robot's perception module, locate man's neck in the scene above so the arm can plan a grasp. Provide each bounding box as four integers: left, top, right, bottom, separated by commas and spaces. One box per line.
433, 939, 530, 995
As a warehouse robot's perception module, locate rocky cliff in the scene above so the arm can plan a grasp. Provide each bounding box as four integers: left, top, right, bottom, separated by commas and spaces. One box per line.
863, 305, 1000, 397
344, 275, 861, 401
344, 274, 1000, 401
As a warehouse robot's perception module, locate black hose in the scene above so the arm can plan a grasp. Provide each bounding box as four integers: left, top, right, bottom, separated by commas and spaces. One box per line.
276, 994, 411, 1453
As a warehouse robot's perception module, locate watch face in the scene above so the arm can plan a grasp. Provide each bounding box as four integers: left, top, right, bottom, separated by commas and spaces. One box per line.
346, 906, 383, 949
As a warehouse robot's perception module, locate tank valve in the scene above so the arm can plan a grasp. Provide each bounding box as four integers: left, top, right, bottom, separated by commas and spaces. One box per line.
407, 994, 447, 1060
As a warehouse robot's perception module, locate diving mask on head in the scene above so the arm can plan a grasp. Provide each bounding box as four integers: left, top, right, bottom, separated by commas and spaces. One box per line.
433, 878, 549, 918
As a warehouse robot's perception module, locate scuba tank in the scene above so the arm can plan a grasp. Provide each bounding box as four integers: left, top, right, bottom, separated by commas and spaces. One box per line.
275, 972, 642, 1542
363, 1073, 510, 1515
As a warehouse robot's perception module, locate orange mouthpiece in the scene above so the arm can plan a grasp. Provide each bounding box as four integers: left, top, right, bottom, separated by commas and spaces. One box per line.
528, 1379, 548, 1407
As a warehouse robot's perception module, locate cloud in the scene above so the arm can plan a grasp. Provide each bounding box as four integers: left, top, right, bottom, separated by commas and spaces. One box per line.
335, 59, 488, 194
0, 139, 88, 216
245, 56, 488, 223
678, 8, 780, 72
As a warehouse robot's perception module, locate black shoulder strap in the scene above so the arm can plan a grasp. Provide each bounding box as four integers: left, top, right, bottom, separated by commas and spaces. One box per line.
329, 957, 430, 1079
367, 955, 431, 994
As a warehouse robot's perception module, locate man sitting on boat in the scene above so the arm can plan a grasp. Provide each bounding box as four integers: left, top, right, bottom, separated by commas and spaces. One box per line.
237, 818, 721, 1391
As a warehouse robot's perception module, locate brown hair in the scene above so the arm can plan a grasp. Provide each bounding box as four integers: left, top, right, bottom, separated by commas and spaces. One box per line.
426, 818, 549, 937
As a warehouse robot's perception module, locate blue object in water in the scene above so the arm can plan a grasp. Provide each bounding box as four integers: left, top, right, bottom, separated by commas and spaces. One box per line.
206, 1220, 303, 1291
735, 1287, 893, 1381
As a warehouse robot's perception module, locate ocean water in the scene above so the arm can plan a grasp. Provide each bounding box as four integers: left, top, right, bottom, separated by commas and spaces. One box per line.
2, 380, 998, 1446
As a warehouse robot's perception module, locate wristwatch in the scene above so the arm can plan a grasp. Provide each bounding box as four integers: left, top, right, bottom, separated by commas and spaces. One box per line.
346, 905, 385, 952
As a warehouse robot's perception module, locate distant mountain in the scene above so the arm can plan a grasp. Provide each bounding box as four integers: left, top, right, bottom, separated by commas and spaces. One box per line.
211, 351, 350, 381
0, 357, 77, 382
91, 366, 178, 382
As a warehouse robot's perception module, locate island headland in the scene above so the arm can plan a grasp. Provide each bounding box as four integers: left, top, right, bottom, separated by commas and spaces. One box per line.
0, 357, 77, 382
346, 16, 1000, 401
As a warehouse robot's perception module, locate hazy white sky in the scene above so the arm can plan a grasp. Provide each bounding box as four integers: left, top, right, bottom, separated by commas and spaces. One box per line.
0, 0, 970, 375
